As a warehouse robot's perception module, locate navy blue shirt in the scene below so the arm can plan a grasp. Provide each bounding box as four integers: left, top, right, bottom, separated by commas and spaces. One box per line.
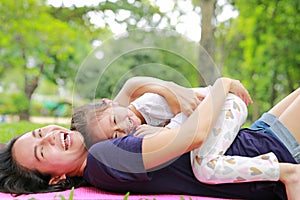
84, 129, 295, 200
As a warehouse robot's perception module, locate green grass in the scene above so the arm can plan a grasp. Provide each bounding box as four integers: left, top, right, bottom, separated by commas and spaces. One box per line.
0, 121, 68, 143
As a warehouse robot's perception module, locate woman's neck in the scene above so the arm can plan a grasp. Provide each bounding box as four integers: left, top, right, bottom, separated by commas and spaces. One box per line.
68, 152, 88, 177
78, 158, 87, 176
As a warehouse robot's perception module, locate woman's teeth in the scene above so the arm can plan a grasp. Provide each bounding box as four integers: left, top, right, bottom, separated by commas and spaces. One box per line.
60, 132, 70, 151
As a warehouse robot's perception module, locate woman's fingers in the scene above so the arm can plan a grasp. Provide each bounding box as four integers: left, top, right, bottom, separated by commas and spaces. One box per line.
194, 91, 206, 101
230, 80, 253, 106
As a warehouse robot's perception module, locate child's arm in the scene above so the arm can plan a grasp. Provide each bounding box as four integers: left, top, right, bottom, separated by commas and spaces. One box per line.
114, 76, 204, 116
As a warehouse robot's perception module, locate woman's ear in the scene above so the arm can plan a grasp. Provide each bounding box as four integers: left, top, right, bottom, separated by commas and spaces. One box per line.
48, 174, 66, 185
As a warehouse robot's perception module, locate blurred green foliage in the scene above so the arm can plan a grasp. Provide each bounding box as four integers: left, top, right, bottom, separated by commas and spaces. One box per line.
0, 93, 29, 114
0, 0, 299, 122
219, 0, 300, 120
73, 29, 201, 101
0, 0, 92, 120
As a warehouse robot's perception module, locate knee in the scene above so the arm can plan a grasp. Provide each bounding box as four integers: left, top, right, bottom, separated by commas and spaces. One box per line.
232, 99, 248, 125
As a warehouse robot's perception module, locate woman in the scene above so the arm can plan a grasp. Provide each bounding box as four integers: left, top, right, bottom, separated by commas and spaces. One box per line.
1, 77, 299, 199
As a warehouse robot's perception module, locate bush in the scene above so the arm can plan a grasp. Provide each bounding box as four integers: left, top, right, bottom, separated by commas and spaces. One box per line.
0, 93, 29, 115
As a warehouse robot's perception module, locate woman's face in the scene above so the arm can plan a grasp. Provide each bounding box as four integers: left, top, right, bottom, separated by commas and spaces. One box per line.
12, 125, 87, 178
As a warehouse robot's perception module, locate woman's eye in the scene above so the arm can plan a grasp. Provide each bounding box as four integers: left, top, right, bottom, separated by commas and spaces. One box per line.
41, 147, 44, 158
38, 129, 42, 137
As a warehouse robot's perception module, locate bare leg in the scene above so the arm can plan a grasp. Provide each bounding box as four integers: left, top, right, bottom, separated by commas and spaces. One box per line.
279, 163, 300, 200
268, 88, 300, 117
277, 96, 300, 144
272, 89, 300, 199
268, 88, 300, 143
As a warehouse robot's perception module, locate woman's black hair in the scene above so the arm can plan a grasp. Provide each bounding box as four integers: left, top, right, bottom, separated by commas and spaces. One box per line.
0, 135, 88, 196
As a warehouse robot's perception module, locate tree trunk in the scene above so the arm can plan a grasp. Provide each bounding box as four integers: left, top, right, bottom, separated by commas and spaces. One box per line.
19, 109, 30, 121
286, 66, 295, 92
19, 61, 44, 121
270, 67, 278, 108
19, 75, 39, 121
198, 0, 219, 85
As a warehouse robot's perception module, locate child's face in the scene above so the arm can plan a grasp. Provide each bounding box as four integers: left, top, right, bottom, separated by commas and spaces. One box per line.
88, 105, 142, 142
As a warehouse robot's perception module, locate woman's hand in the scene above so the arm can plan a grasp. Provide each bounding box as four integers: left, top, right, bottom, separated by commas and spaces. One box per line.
223, 78, 253, 106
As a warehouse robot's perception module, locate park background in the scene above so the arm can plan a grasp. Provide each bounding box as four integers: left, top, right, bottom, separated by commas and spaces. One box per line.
0, 0, 299, 143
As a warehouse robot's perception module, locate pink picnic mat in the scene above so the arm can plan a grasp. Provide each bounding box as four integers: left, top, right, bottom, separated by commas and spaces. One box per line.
0, 186, 231, 200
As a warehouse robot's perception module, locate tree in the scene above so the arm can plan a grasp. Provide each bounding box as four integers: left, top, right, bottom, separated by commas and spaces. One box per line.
222, 0, 300, 120
198, 0, 219, 85
73, 29, 200, 101
48, 0, 160, 32
0, 0, 91, 120
50, 0, 233, 89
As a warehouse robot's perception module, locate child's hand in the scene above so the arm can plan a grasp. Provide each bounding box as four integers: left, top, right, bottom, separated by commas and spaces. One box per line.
134, 125, 165, 138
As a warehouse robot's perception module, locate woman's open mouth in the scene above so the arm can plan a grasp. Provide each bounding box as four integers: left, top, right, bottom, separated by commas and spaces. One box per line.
60, 132, 71, 151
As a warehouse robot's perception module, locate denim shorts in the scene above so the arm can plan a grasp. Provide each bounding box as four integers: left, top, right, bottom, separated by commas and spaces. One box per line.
250, 112, 300, 163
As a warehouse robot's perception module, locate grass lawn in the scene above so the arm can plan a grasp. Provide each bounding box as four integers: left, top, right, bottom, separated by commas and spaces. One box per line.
0, 121, 68, 143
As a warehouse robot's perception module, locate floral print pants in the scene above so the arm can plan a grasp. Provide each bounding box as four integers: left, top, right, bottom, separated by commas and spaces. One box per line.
191, 94, 279, 183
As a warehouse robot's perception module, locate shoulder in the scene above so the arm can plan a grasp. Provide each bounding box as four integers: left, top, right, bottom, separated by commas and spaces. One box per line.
87, 135, 145, 173
84, 135, 149, 187
89, 134, 143, 154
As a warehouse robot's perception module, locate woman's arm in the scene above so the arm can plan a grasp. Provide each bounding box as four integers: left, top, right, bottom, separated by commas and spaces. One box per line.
113, 76, 203, 116
141, 77, 252, 170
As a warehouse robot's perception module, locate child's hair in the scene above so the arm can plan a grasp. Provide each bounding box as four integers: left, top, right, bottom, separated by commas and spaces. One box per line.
71, 101, 111, 148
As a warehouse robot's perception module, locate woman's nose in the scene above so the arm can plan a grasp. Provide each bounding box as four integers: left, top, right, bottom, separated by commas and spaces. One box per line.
40, 133, 56, 145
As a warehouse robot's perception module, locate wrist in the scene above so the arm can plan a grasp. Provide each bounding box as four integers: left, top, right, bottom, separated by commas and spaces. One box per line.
216, 77, 232, 92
